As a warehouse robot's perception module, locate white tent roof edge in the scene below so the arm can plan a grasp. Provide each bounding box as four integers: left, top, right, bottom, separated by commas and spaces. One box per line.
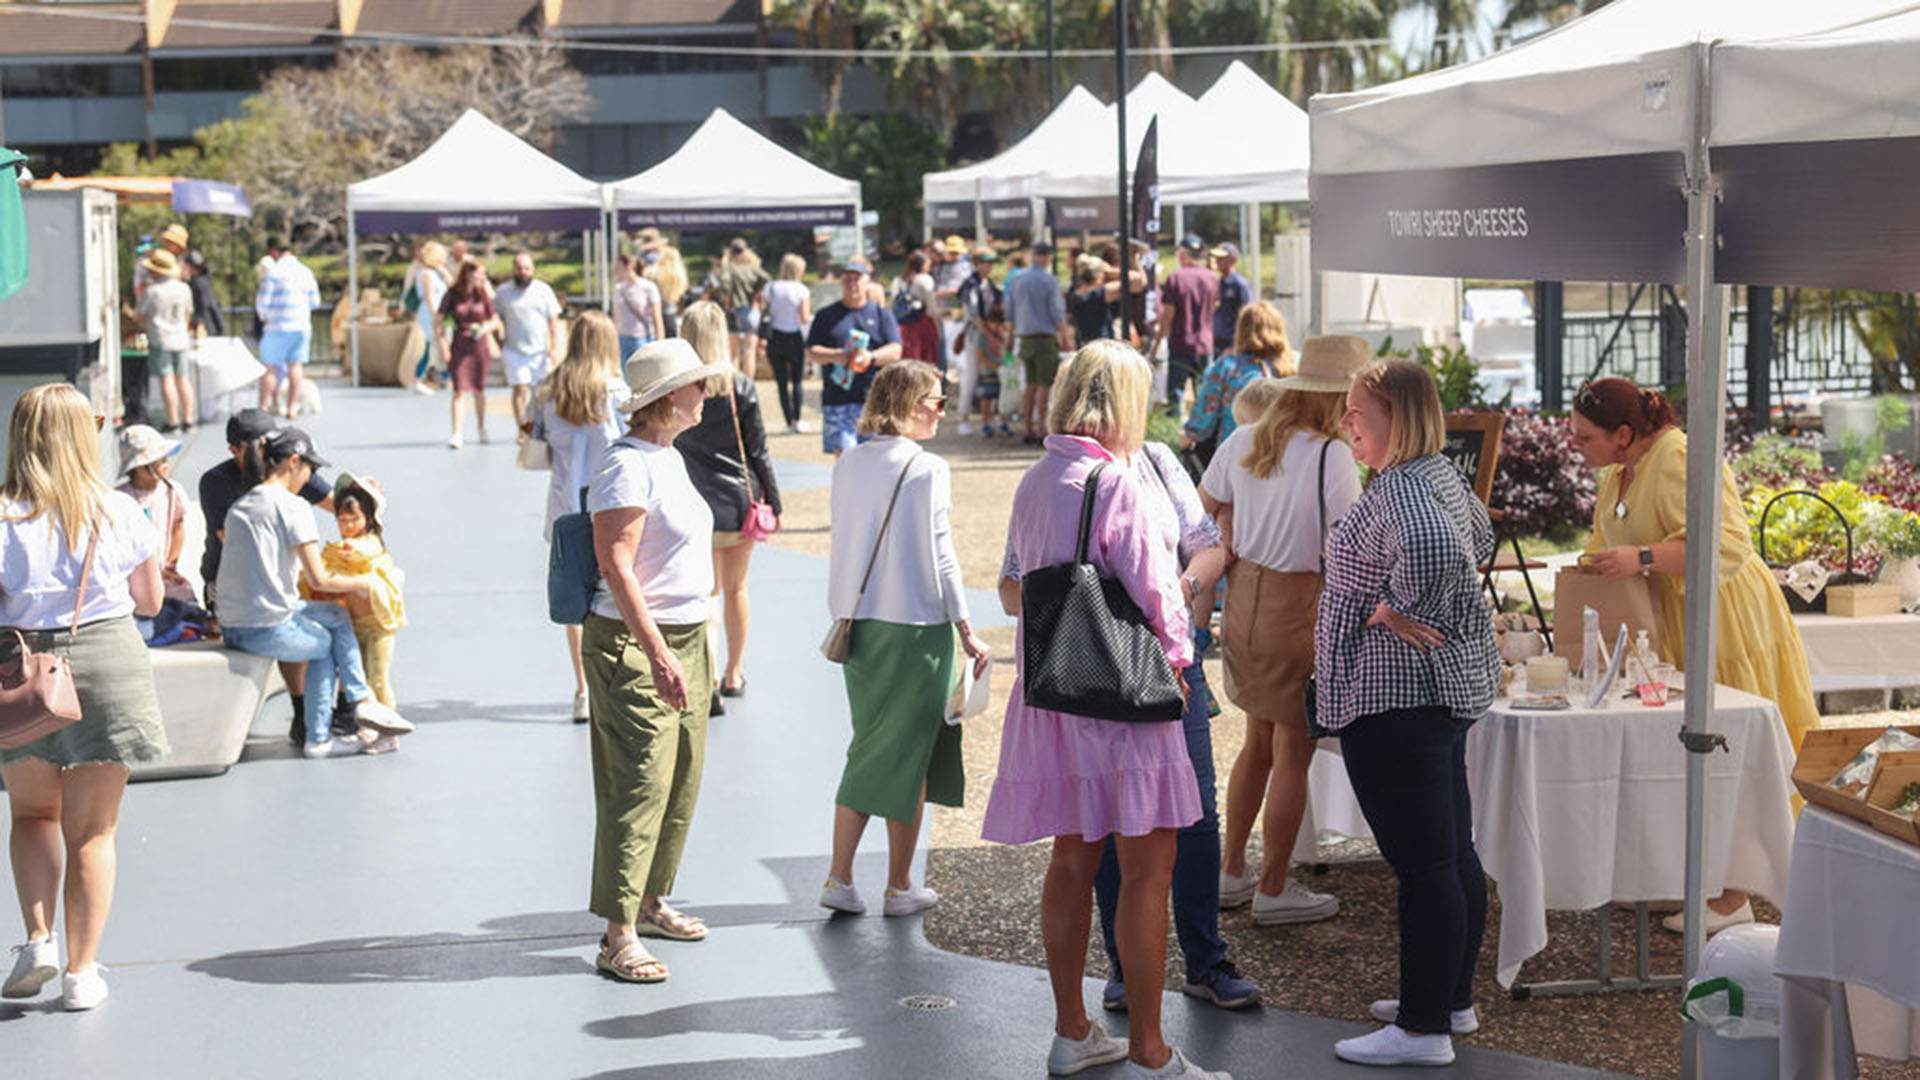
348, 107, 602, 213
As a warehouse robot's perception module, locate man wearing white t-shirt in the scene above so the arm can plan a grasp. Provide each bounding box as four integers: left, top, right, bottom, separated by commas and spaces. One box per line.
495, 252, 565, 437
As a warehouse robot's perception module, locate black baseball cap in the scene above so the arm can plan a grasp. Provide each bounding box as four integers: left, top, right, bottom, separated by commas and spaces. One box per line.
226, 408, 280, 446
1180, 233, 1206, 253
1030, 240, 1053, 256
264, 427, 330, 469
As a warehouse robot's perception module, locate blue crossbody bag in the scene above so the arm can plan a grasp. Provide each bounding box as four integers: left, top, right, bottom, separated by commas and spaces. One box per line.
547, 440, 639, 625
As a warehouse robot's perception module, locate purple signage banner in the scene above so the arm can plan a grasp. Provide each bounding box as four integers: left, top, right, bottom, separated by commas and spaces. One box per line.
1311, 152, 1688, 284
926, 201, 971, 228
982, 198, 1032, 232
1048, 197, 1119, 233
353, 207, 603, 233
1718, 134, 1920, 293
618, 205, 854, 232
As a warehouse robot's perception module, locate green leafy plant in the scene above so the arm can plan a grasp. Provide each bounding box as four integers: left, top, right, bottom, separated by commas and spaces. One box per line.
1374, 339, 1508, 412
1834, 395, 1914, 482
1745, 479, 1883, 578
1864, 502, 1920, 561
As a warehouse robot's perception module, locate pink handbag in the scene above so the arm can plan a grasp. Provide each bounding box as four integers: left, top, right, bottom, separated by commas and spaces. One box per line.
727, 380, 779, 543
0, 524, 99, 750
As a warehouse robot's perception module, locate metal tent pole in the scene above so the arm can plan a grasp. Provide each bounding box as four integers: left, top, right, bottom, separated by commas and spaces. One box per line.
1248, 202, 1262, 300
346, 193, 360, 386
1678, 41, 1729, 1080
1114, 0, 1131, 333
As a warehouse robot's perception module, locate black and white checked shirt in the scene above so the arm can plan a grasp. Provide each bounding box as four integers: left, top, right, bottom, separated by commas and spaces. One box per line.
1314, 453, 1500, 732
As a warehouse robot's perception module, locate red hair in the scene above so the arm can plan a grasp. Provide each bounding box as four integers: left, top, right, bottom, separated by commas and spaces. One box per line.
1574, 377, 1677, 437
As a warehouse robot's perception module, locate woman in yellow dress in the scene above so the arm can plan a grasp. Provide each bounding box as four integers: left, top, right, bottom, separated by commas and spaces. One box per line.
1569, 377, 1817, 932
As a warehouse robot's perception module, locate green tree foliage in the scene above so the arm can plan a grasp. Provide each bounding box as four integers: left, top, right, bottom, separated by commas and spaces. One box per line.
797, 113, 948, 242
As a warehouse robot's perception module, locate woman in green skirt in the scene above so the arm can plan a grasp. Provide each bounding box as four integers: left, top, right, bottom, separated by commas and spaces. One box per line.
821, 361, 990, 917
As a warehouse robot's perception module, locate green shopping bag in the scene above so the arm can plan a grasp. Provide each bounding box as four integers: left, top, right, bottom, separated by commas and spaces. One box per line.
0, 148, 27, 304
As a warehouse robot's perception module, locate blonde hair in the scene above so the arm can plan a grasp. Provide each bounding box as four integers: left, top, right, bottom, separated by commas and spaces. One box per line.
647, 246, 689, 305
779, 253, 806, 281
2, 383, 106, 551
678, 300, 733, 394
858, 361, 943, 437
1048, 340, 1150, 454
1230, 378, 1285, 427
1352, 360, 1446, 466
419, 241, 448, 271
629, 395, 679, 430
1233, 301, 1294, 366
1242, 387, 1348, 479
545, 310, 620, 428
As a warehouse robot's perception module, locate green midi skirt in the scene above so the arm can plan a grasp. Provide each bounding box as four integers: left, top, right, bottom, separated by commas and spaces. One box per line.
835, 620, 964, 823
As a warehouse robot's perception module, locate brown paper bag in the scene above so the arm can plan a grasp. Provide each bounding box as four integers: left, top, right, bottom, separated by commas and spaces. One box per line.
1552, 567, 1663, 664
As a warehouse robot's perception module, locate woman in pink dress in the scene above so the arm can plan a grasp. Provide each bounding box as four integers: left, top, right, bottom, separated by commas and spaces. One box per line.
984, 340, 1225, 1080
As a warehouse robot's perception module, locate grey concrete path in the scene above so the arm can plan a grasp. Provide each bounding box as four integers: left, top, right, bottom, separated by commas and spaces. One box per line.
2, 386, 1628, 1079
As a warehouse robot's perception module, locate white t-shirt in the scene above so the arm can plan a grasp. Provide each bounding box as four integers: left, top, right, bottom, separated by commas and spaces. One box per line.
588, 437, 714, 626
214, 485, 321, 628
764, 280, 810, 334
495, 278, 562, 356
0, 491, 159, 630
613, 278, 661, 340
414, 270, 447, 336
1201, 426, 1363, 573
140, 278, 195, 352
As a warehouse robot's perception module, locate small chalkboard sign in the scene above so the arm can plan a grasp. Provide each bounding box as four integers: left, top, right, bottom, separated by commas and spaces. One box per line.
1442, 412, 1505, 506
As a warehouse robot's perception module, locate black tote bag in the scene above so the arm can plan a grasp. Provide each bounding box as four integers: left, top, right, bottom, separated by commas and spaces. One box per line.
1020, 462, 1185, 724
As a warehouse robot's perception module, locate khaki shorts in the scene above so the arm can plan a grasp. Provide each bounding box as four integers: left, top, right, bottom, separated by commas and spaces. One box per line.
1018, 335, 1061, 388
1222, 561, 1321, 722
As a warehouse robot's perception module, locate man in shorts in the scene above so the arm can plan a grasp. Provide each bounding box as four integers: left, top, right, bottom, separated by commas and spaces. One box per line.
494, 252, 565, 437
805, 256, 902, 457
253, 235, 321, 418
1005, 240, 1071, 445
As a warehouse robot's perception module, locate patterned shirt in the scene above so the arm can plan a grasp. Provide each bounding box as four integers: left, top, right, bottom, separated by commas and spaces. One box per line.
1183, 352, 1282, 446
255, 254, 321, 334
1001, 441, 1221, 580
1314, 453, 1499, 731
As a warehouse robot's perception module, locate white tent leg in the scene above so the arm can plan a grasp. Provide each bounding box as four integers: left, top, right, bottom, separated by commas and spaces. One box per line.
1172, 204, 1184, 243
1249, 202, 1263, 300
347, 202, 360, 386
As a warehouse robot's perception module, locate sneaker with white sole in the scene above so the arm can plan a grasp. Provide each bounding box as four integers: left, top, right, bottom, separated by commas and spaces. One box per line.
820, 877, 866, 915
1124, 1046, 1231, 1078
3, 937, 58, 999
794, 420, 813, 434
1047, 1024, 1129, 1076
61, 964, 108, 1011
882, 885, 939, 917
303, 736, 365, 759
1369, 999, 1479, 1035
1218, 869, 1256, 910
447, 433, 464, 449
1661, 900, 1754, 936
958, 421, 975, 436
1334, 1026, 1454, 1067
352, 700, 414, 736
1251, 879, 1339, 925
572, 691, 591, 724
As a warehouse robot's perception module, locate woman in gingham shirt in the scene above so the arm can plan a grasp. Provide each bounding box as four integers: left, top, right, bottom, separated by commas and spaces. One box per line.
1315, 360, 1498, 1070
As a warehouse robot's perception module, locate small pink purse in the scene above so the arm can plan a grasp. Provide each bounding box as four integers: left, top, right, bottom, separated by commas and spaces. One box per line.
0, 524, 98, 750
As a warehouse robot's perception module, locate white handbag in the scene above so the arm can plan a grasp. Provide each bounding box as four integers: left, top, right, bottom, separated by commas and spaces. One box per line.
516, 438, 552, 471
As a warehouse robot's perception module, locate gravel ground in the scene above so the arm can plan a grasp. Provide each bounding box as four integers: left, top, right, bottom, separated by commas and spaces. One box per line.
764, 416, 1920, 1080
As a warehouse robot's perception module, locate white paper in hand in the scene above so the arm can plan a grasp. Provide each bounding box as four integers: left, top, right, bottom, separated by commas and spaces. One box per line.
947, 657, 992, 726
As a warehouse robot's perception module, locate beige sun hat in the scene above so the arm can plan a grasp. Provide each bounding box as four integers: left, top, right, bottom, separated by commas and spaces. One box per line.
1276, 335, 1373, 394
620, 338, 729, 412
141, 248, 180, 279
117, 424, 181, 476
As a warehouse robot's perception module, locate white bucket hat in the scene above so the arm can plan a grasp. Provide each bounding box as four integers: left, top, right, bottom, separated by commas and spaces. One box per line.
1276, 335, 1373, 394
117, 424, 181, 476
620, 338, 729, 413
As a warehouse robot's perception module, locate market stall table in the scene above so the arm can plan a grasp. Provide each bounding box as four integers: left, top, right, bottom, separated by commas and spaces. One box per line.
1469, 684, 1797, 995
1776, 805, 1920, 1080
1791, 613, 1920, 695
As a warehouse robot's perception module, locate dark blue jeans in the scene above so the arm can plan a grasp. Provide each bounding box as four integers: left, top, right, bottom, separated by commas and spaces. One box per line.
1165, 350, 1206, 415
1093, 646, 1227, 983
1339, 706, 1487, 1035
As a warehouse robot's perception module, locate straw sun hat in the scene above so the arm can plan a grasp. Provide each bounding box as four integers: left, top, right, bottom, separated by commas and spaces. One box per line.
140, 248, 180, 278
620, 339, 729, 413
1276, 335, 1373, 394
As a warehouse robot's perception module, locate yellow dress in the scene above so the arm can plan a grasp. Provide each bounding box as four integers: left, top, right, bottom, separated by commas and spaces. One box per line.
299, 537, 407, 707
1588, 427, 1817, 751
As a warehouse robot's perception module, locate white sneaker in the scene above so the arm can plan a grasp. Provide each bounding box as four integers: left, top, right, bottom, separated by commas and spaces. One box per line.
1251, 878, 1340, 925
882, 885, 939, 917
3, 936, 58, 999
303, 736, 365, 759
1124, 1046, 1231, 1078
794, 420, 813, 434
410, 382, 436, 396
1335, 1026, 1454, 1067
1662, 900, 1754, 936
1369, 999, 1480, 1035
819, 877, 866, 915
477, 428, 491, 444
447, 433, 464, 449
958, 421, 975, 436
1047, 1024, 1129, 1076
1218, 869, 1256, 910
60, 963, 108, 1011
572, 691, 591, 722
352, 700, 414, 736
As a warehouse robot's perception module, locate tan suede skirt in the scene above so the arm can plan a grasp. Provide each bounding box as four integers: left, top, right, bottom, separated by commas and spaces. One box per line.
1222, 562, 1320, 723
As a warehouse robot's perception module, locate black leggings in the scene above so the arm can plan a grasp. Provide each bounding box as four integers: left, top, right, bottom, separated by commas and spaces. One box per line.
767, 329, 806, 426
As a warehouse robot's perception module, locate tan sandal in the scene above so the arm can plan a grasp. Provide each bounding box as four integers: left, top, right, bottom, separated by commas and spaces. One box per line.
635, 904, 708, 942
596, 938, 668, 983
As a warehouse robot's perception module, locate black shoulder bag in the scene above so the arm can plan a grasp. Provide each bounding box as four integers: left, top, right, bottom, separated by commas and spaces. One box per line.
1020, 462, 1184, 723
1303, 439, 1334, 739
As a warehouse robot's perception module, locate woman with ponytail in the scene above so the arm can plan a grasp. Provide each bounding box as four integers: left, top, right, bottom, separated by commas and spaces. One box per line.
1570, 376, 1818, 934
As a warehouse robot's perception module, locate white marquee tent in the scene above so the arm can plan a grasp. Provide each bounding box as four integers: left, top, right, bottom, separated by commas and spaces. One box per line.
1164, 60, 1310, 206
607, 108, 861, 233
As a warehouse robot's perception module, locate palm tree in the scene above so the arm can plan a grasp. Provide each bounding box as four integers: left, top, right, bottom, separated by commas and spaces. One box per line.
1277, 0, 1397, 103
1501, 0, 1614, 33
770, 0, 861, 116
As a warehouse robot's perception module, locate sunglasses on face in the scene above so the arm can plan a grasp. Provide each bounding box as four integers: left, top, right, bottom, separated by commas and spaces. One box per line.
924, 396, 949, 412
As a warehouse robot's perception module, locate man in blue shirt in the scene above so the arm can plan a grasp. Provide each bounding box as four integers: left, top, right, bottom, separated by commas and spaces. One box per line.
806, 257, 903, 456
1211, 242, 1252, 361
1005, 240, 1071, 445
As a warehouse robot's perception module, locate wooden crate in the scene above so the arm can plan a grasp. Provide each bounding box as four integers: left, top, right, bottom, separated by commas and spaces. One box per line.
1864, 751, 1920, 846
1792, 725, 1920, 824
1826, 582, 1902, 617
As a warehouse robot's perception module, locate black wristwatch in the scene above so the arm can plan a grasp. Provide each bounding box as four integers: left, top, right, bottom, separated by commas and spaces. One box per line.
1638, 546, 1654, 576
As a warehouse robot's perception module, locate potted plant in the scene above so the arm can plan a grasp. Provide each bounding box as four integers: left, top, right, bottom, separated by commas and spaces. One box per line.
1866, 503, 1920, 611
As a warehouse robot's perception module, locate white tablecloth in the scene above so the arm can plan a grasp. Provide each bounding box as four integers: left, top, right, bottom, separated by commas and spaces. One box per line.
1793, 613, 1920, 693
1467, 685, 1798, 987
1777, 806, 1920, 1079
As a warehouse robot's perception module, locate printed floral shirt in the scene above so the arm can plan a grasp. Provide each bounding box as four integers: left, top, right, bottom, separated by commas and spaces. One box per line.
1183, 353, 1280, 446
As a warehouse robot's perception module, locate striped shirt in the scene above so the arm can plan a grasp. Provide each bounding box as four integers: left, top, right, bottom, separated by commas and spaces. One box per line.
1314, 452, 1499, 732
255, 254, 321, 334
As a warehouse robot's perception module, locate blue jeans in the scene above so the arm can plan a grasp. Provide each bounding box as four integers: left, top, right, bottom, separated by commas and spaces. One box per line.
618, 334, 651, 361
1094, 630, 1228, 982
224, 601, 371, 745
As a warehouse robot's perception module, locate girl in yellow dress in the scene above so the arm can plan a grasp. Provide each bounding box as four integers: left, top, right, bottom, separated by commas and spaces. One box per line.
301, 475, 407, 711
1569, 377, 1817, 931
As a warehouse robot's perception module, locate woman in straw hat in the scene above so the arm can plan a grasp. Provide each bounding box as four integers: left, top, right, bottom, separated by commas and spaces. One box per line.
581, 337, 728, 983
135, 247, 197, 433
1201, 336, 1367, 929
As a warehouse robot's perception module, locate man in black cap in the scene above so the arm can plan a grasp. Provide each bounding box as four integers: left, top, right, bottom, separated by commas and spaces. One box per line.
199, 407, 336, 743
1149, 234, 1221, 416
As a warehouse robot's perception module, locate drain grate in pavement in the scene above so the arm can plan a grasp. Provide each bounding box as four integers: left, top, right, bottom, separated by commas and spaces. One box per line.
897, 994, 957, 1011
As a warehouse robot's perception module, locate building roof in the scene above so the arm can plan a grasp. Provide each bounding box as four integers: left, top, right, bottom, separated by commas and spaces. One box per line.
554, 0, 757, 29
160, 2, 338, 51
0, 4, 144, 57
353, 0, 540, 37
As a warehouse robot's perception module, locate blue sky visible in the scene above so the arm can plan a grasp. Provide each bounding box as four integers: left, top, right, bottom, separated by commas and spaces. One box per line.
1391, 0, 1538, 62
